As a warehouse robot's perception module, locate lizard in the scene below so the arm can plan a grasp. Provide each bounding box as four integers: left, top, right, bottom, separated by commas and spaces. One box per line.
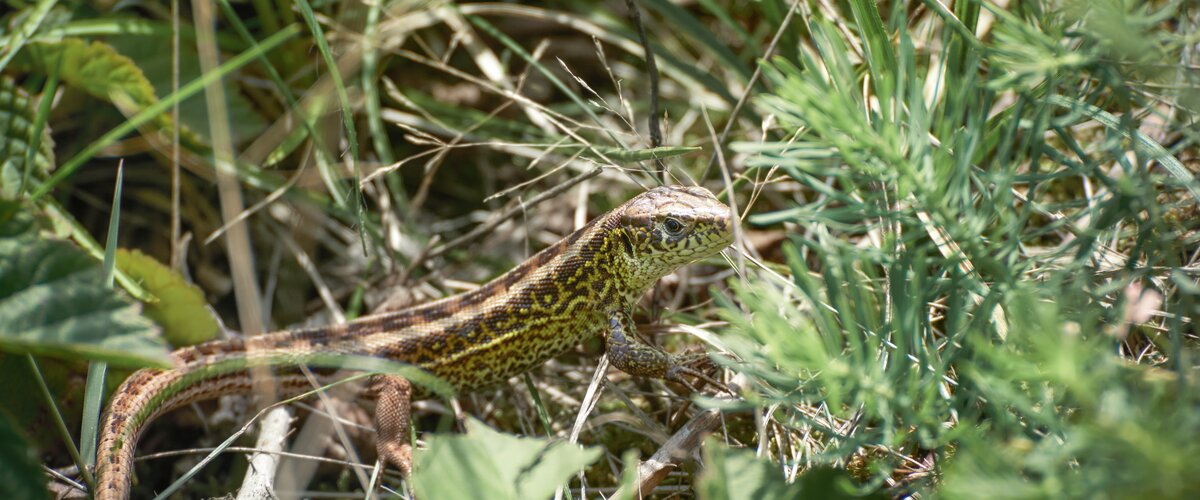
93, 185, 734, 499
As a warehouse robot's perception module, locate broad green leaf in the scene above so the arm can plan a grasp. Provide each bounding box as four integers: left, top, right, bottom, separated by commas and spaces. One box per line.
413, 417, 601, 500
611, 449, 641, 500
0, 411, 49, 500
30, 26, 301, 201
0, 201, 169, 368
699, 442, 886, 500
16, 38, 201, 146
697, 441, 794, 500
0, 77, 54, 198
116, 249, 218, 347
0, 201, 35, 238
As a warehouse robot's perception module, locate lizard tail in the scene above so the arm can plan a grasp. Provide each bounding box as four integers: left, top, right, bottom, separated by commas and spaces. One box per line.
92, 342, 360, 499
95, 367, 185, 500
94, 360, 269, 499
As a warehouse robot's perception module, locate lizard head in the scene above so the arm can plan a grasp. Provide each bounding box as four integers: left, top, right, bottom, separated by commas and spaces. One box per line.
615, 185, 734, 287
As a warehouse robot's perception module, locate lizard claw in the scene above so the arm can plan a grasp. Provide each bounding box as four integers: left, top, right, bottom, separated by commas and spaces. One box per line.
378, 440, 413, 477
667, 354, 731, 395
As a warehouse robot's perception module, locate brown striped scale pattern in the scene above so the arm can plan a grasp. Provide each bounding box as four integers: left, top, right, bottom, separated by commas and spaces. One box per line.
94, 186, 733, 499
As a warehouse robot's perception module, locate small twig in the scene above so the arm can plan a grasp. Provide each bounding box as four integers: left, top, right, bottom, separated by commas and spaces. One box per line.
624, 0, 666, 178
235, 407, 293, 500
152, 374, 375, 499
192, 0, 265, 339
701, 106, 746, 275
558, 355, 610, 500
133, 446, 383, 471
45, 466, 87, 499
617, 408, 724, 496
310, 369, 374, 498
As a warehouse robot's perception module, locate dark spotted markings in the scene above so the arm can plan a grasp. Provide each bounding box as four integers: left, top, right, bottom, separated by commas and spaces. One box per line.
94, 186, 734, 500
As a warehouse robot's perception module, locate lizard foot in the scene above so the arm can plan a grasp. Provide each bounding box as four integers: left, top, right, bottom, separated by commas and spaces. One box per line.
377, 439, 413, 477
667, 353, 731, 395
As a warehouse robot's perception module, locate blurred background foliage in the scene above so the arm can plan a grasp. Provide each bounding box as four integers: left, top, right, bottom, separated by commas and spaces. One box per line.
0, 0, 1197, 498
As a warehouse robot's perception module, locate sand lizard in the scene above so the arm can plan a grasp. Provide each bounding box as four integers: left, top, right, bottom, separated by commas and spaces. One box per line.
93, 185, 734, 499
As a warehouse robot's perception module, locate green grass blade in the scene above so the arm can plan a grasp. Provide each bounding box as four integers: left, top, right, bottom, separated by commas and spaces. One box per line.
1046, 94, 1200, 202
100, 164, 122, 287
694, 0, 754, 51
848, 0, 897, 112
79, 162, 123, 469
79, 362, 107, 471
19, 44, 60, 196
464, 12, 626, 149
293, 0, 360, 203
362, 0, 395, 166
36, 17, 247, 51
30, 24, 301, 201
522, 373, 554, 438
640, 0, 751, 81
215, 0, 340, 192
26, 354, 95, 492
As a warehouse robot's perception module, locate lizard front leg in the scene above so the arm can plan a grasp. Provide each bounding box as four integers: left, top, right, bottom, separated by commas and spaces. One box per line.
604, 311, 723, 391
371, 374, 413, 476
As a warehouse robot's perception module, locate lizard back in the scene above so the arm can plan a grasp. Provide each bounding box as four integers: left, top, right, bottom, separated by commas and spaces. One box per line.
94, 185, 733, 499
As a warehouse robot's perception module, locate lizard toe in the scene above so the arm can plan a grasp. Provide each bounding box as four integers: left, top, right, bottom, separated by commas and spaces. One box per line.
377, 440, 413, 477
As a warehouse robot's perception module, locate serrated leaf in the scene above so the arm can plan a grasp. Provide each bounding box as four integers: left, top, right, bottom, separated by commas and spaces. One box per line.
413, 417, 602, 500
0, 411, 49, 500
116, 248, 218, 346
16, 38, 201, 146
0, 200, 169, 368
0, 77, 54, 198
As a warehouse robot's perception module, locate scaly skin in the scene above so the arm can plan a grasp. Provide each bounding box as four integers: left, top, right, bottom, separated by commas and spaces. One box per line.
94, 186, 733, 499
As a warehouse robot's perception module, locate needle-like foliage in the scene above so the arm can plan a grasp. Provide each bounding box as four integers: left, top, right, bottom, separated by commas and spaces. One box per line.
721, 1, 1199, 497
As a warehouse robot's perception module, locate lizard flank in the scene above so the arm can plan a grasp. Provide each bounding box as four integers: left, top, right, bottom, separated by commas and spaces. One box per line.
94, 185, 734, 499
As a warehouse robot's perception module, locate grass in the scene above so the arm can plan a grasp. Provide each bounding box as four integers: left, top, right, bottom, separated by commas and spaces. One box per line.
0, 0, 1197, 498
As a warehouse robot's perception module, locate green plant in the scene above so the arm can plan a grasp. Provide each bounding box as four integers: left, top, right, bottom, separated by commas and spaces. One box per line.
1, 0, 1197, 497
718, 0, 1199, 497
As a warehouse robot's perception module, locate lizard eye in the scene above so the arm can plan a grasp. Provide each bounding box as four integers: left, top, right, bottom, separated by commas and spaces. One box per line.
662, 217, 685, 236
